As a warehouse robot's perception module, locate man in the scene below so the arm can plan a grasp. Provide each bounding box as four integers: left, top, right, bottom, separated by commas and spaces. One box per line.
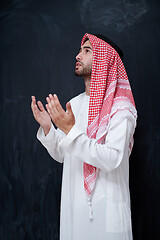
31, 33, 137, 240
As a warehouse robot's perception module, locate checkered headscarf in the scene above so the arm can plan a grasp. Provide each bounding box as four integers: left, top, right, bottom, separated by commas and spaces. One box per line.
81, 33, 137, 199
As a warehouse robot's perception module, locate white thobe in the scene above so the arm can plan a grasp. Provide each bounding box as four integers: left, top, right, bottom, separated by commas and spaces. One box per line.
37, 92, 135, 240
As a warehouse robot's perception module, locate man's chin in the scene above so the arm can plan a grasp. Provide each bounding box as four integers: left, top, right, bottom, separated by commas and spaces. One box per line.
74, 70, 82, 77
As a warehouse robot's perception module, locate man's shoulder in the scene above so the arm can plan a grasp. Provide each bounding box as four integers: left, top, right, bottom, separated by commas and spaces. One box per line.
69, 92, 86, 104
69, 92, 86, 114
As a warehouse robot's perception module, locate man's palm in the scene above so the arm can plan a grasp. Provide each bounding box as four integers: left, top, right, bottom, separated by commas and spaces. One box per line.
31, 96, 51, 135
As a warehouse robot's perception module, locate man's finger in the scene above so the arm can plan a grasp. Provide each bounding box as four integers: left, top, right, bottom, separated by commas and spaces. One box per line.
66, 102, 73, 116
49, 94, 54, 101
47, 94, 64, 113
47, 97, 59, 117
37, 101, 45, 112
47, 93, 54, 103
31, 96, 36, 109
31, 96, 37, 112
46, 104, 51, 114
53, 94, 64, 112
31, 102, 40, 119
46, 96, 56, 113
48, 94, 56, 110
31, 96, 36, 104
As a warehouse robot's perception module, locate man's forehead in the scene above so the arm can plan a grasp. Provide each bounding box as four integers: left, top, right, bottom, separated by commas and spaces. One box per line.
82, 39, 92, 48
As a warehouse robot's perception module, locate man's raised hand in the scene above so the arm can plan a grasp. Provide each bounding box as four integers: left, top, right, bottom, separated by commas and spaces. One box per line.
31, 96, 51, 136
46, 94, 75, 134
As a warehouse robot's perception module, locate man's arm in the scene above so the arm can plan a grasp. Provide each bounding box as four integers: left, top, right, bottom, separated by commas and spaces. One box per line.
31, 93, 76, 163
41, 94, 135, 172
37, 123, 65, 163
58, 110, 135, 173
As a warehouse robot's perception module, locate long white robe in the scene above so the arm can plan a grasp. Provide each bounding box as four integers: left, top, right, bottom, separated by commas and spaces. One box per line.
37, 92, 135, 240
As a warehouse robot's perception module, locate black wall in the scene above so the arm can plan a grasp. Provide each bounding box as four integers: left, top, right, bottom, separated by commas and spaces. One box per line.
0, 0, 160, 239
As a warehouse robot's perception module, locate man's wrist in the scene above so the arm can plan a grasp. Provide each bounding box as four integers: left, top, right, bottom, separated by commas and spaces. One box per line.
42, 124, 51, 136
63, 124, 75, 135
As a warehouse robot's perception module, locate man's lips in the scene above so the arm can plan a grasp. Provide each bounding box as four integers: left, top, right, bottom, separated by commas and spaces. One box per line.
76, 62, 82, 67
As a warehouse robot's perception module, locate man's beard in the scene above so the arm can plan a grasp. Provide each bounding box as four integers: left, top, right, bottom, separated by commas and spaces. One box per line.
74, 62, 92, 78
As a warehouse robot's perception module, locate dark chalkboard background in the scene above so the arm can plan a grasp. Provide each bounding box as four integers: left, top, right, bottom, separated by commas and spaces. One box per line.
0, 0, 160, 239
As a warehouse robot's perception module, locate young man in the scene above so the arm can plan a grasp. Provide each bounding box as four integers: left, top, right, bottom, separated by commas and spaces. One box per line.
31, 33, 137, 240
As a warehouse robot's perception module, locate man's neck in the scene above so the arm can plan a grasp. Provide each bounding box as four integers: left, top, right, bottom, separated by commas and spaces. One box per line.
84, 78, 90, 96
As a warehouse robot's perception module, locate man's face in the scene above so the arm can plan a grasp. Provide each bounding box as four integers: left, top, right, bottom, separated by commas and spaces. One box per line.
74, 40, 93, 79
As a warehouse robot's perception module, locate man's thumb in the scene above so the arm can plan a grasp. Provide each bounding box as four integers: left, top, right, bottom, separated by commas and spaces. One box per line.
66, 102, 73, 115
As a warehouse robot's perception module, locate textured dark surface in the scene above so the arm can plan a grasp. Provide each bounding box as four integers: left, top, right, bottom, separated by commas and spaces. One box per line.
0, 0, 160, 239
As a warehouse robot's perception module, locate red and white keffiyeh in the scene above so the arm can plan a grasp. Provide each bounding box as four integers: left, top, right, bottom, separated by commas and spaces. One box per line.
81, 33, 137, 207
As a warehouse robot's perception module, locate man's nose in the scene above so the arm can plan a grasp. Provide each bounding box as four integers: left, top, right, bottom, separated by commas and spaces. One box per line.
76, 52, 81, 61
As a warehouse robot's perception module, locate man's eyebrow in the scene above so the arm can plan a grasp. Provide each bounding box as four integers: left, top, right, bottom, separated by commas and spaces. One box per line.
79, 46, 93, 51
83, 46, 92, 50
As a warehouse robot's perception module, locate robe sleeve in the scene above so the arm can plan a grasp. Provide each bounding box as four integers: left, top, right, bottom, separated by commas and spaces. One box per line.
37, 123, 65, 163
58, 110, 135, 173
